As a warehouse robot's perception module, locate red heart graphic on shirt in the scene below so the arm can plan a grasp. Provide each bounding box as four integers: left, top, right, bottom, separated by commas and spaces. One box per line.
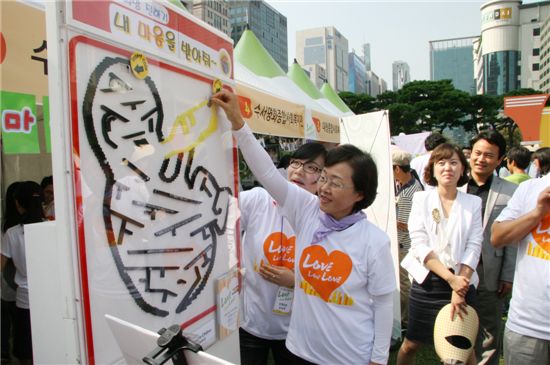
263, 232, 295, 269
299, 245, 352, 302
532, 214, 550, 254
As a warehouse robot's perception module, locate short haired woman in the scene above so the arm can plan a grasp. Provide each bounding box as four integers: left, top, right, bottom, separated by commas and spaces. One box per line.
212, 90, 396, 365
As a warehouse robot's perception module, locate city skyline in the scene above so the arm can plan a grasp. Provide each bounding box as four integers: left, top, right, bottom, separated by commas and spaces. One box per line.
265, 1, 489, 88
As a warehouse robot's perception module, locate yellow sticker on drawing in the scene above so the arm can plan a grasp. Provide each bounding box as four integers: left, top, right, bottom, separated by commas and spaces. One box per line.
212, 79, 223, 93
130, 52, 149, 79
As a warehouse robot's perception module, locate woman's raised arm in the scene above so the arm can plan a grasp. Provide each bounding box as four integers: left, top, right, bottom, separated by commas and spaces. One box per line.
211, 89, 291, 207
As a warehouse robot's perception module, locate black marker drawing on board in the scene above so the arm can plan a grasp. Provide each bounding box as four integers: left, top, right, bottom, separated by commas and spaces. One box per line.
82, 56, 232, 317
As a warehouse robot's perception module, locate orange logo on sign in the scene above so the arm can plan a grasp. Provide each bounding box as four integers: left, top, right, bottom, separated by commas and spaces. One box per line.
299, 245, 352, 302
238, 96, 253, 119
312, 117, 321, 133
532, 214, 550, 255
263, 232, 295, 269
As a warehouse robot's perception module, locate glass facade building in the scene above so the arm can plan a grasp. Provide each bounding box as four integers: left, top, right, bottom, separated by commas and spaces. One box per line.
483, 50, 520, 95
229, 1, 288, 71
430, 37, 477, 94
348, 52, 366, 93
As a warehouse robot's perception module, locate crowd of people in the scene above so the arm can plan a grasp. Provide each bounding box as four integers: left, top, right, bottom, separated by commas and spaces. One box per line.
210, 89, 549, 365
1, 88, 549, 365
1, 176, 54, 365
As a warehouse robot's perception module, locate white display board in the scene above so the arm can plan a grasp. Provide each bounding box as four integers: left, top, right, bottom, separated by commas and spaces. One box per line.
44, 1, 240, 363
340, 111, 402, 339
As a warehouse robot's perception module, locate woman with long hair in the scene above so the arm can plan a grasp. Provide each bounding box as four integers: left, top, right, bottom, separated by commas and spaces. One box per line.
397, 144, 483, 365
212, 90, 396, 365
1, 181, 45, 365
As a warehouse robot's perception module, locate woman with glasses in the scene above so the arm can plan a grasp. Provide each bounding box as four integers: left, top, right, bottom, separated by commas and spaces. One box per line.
212, 90, 396, 365
397, 144, 482, 365
239, 143, 326, 365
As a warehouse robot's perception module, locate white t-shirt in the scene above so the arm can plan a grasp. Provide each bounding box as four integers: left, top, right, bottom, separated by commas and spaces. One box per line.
1, 225, 29, 309
282, 185, 396, 365
234, 124, 396, 364
496, 174, 550, 340
1, 233, 16, 302
240, 187, 295, 340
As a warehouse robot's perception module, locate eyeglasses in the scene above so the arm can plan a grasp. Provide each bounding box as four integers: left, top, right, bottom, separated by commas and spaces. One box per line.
289, 160, 322, 175
317, 174, 353, 190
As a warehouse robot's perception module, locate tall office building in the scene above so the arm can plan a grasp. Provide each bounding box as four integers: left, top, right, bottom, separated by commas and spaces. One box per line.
229, 1, 288, 71
540, 12, 550, 92
304, 64, 327, 89
192, 0, 231, 37
364, 71, 388, 97
348, 51, 367, 93
296, 26, 349, 92
519, 1, 549, 91
430, 36, 478, 94
392, 61, 410, 91
479, 0, 521, 95
380, 78, 388, 93
362, 43, 371, 71
473, 37, 484, 94
366, 71, 381, 97
475, 0, 550, 95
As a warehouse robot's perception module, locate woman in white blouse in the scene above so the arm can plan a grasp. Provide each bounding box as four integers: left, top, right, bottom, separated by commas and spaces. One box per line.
397, 143, 483, 365
212, 90, 396, 365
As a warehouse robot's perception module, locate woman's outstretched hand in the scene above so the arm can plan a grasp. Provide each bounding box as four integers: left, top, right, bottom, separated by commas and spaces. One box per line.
210, 89, 245, 131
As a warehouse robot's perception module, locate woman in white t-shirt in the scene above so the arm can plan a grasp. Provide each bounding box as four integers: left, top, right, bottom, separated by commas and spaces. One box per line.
212, 90, 396, 365
1, 181, 45, 365
397, 144, 482, 365
239, 142, 326, 365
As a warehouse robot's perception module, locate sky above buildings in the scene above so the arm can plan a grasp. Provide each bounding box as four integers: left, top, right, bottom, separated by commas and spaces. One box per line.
266, 0, 536, 88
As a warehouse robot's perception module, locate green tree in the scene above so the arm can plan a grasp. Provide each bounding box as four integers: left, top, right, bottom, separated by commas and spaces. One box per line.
339, 92, 376, 114
339, 83, 545, 141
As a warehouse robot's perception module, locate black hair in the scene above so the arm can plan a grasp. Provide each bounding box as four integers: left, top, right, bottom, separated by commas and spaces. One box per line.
533, 147, 550, 176
14, 181, 45, 225
2, 182, 22, 233
277, 154, 292, 169
506, 147, 531, 170
291, 142, 327, 163
424, 143, 470, 187
425, 133, 447, 151
41, 175, 53, 189
397, 164, 412, 173
325, 144, 377, 211
470, 130, 507, 159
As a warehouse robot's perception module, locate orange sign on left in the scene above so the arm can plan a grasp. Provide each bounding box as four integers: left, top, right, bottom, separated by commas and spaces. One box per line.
0, 1, 49, 99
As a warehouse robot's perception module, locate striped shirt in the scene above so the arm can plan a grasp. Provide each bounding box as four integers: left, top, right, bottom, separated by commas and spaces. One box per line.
396, 177, 424, 251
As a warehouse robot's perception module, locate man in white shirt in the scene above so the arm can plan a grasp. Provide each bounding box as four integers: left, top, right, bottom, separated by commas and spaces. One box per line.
491, 174, 550, 365
410, 132, 447, 189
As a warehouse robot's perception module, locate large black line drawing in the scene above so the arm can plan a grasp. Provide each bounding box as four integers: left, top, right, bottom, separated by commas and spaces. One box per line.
81, 56, 232, 317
